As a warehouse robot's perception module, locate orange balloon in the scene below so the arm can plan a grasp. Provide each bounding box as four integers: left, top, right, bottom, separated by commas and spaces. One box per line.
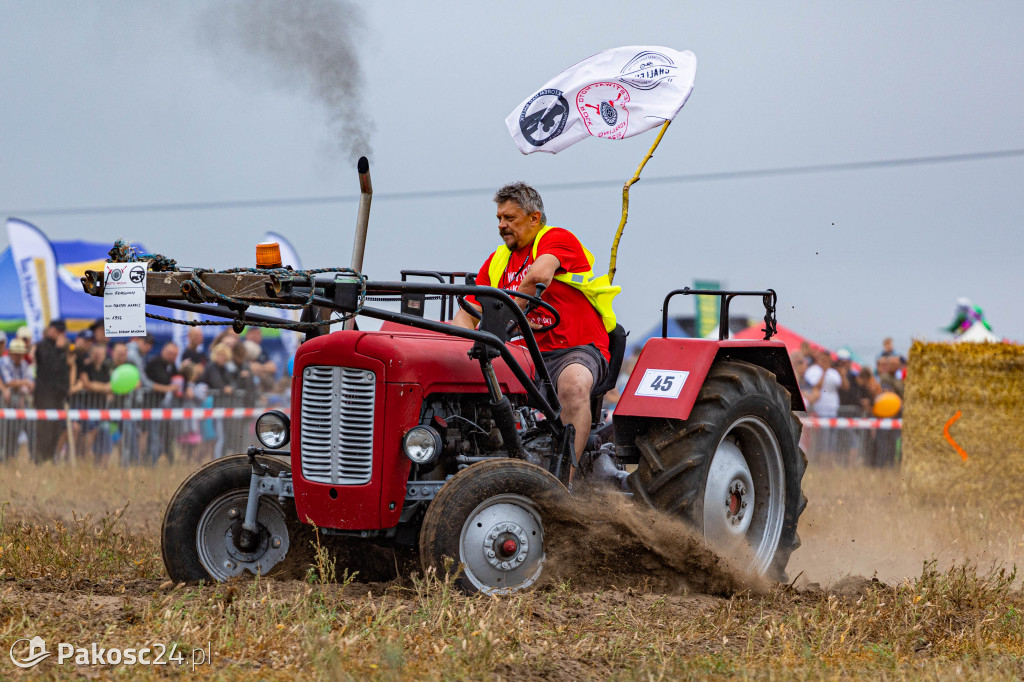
873, 391, 902, 418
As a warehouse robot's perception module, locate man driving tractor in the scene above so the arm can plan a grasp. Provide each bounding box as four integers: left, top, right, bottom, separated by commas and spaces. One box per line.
453, 182, 619, 464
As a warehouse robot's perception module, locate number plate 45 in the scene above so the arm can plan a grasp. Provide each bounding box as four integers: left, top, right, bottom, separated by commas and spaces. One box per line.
634, 369, 689, 399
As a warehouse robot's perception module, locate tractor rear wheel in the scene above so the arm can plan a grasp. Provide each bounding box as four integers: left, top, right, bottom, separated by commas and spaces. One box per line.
628, 360, 806, 581
419, 459, 566, 594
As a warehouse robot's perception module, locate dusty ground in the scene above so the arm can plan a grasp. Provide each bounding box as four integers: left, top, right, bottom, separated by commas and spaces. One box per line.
791, 462, 1024, 586
0, 453, 1022, 679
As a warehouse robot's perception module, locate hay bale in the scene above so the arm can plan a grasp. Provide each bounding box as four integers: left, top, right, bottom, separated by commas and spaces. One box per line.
903, 341, 1024, 504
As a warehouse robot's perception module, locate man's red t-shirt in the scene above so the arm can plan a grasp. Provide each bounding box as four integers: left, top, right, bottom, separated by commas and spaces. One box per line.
470, 227, 609, 360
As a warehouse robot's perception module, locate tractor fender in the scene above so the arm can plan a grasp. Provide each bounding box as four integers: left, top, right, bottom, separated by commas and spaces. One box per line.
613, 338, 804, 423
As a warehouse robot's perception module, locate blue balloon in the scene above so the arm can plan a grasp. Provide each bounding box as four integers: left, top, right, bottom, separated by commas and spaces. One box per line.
287, 355, 295, 377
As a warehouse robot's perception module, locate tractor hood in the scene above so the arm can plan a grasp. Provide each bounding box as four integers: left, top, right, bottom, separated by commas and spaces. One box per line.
296, 325, 536, 395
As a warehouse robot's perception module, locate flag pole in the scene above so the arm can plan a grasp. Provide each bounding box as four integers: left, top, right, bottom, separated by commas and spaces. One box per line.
608, 120, 671, 285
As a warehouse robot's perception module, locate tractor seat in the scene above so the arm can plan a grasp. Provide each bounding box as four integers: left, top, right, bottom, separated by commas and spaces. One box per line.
589, 323, 628, 434
593, 324, 628, 397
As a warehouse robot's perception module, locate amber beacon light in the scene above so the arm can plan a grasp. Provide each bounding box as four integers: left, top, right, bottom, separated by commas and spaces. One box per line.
256, 241, 283, 269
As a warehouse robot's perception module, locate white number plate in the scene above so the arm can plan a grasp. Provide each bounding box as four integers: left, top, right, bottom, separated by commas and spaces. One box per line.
634, 369, 688, 399
104, 262, 149, 337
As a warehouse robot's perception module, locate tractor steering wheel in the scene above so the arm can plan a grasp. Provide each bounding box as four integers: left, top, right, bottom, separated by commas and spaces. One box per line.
507, 289, 560, 334
456, 290, 561, 334
457, 294, 482, 321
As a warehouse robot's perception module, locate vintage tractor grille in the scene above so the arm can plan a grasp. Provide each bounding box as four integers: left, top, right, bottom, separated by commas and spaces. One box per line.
299, 366, 376, 485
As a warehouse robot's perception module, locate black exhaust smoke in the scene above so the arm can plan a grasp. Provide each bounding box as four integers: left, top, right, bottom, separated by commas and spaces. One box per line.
200, 0, 373, 162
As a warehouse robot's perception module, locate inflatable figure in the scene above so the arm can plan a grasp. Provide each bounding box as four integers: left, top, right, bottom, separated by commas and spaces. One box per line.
945, 298, 998, 343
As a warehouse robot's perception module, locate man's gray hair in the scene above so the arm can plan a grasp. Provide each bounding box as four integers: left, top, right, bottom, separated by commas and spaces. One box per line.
493, 182, 546, 225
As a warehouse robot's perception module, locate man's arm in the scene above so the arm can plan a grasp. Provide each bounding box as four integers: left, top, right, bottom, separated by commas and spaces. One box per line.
145, 361, 175, 393
450, 252, 557, 329
453, 259, 490, 329
67, 352, 78, 393
831, 368, 847, 391
3, 363, 33, 393
84, 375, 112, 394
452, 305, 480, 330
0, 362, 9, 400
516, 253, 560, 308
251, 358, 277, 380
71, 363, 88, 393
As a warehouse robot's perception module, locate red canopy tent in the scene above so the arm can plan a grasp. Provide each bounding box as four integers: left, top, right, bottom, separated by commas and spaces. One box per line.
731, 322, 827, 356
732, 323, 862, 372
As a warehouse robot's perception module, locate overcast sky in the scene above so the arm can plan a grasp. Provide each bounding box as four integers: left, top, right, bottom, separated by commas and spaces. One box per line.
2, 1, 1022, 360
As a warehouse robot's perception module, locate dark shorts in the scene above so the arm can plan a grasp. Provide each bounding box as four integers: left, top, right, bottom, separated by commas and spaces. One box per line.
540, 344, 608, 395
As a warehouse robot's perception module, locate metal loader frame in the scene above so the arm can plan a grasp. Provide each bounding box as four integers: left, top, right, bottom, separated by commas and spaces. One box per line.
82, 268, 580, 493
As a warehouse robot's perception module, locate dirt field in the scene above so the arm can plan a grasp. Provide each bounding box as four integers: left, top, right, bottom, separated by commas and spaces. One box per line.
1, 455, 1022, 679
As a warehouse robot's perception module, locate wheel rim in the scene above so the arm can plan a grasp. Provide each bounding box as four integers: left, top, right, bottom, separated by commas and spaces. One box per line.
196, 491, 290, 582
702, 416, 786, 576
458, 494, 545, 594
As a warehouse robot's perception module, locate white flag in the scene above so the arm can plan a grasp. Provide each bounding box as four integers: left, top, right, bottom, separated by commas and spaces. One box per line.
506, 46, 697, 155
6, 218, 61, 342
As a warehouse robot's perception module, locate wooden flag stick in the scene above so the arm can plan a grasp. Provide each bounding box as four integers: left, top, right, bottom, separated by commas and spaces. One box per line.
608, 120, 671, 285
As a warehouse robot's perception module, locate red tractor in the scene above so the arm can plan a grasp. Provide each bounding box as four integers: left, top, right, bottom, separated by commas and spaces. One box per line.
139, 266, 806, 593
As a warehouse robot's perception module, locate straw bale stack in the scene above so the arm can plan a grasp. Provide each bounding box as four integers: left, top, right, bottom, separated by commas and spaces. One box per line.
903, 340, 1024, 504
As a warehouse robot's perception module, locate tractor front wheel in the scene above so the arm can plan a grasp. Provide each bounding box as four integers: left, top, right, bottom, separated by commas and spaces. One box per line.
162, 455, 311, 583
418, 459, 566, 594
628, 360, 807, 581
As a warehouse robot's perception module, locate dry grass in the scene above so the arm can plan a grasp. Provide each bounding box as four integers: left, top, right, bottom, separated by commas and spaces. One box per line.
0, 459, 1022, 679
903, 341, 1024, 505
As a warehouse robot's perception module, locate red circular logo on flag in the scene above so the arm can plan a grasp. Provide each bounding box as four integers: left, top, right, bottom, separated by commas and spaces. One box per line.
576, 83, 630, 139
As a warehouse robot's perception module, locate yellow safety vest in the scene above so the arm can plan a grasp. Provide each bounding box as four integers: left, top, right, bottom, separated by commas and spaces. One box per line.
486, 224, 620, 332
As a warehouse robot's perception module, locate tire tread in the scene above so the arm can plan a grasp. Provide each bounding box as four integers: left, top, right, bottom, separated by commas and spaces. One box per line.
627, 360, 807, 581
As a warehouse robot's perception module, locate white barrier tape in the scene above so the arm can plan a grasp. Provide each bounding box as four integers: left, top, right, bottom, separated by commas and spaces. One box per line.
0, 407, 283, 422
800, 416, 901, 430
1, 408, 896, 428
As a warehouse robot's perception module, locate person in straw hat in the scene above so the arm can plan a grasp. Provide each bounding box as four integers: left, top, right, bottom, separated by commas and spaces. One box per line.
0, 337, 35, 461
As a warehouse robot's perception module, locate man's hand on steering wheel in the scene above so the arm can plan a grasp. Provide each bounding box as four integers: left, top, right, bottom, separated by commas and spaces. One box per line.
456, 288, 559, 336
504, 287, 559, 335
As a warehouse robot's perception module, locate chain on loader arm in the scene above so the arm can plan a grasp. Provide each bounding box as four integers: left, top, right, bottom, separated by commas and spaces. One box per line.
81, 240, 368, 333
82, 243, 565, 427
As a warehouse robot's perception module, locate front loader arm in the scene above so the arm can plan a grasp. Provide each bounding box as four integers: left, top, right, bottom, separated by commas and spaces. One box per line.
81, 268, 565, 426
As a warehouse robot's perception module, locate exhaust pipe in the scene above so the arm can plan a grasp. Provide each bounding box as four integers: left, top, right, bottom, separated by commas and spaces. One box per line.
344, 156, 372, 330
350, 156, 372, 273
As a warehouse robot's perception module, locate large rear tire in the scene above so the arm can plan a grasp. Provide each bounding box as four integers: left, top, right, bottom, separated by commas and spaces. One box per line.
162, 455, 312, 583
628, 360, 807, 581
419, 459, 566, 594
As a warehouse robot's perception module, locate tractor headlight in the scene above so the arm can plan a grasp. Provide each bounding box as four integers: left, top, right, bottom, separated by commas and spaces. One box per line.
403, 426, 441, 465
255, 410, 291, 449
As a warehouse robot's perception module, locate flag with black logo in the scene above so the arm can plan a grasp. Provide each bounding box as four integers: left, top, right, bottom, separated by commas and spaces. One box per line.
506, 46, 697, 155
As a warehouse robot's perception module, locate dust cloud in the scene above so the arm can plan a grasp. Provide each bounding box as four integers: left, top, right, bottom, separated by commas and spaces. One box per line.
541, 491, 766, 596
788, 463, 1024, 588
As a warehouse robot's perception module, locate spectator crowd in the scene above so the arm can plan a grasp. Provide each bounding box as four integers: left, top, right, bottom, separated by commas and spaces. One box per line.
793, 336, 907, 466
793, 336, 906, 420
0, 319, 289, 465
2, 318, 910, 469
